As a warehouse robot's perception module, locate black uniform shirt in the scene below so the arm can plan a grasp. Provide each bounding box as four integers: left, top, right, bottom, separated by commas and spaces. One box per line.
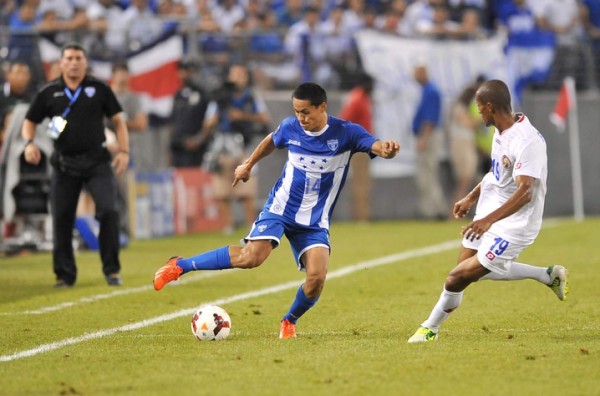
171, 83, 210, 137
170, 83, 212, 167
26, 75, 122, 155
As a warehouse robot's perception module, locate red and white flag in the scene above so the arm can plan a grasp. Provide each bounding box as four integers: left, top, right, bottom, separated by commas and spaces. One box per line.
126, 34, 183, 117
549, 77, 575, 133
38, 33, 183, 118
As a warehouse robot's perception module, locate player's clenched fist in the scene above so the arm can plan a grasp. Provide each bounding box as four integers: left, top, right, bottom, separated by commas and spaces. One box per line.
377, 140, 400, 159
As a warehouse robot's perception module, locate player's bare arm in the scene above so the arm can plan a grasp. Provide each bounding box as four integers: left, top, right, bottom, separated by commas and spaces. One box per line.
453, 182, 482, 219
463, 175, 536, 241
233, 133, 276, 187
370, 140, 400, 159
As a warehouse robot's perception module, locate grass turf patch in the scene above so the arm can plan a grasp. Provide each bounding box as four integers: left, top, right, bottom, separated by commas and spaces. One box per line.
0, 218, 598, 395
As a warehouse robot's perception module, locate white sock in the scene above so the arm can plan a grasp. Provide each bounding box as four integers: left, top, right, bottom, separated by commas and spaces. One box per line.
421, 287, 463, 332
480, 261, 550, 284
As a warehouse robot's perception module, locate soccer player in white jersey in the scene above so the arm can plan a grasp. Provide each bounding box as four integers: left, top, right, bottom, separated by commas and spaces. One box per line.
408, 79, 568, 343
153, 82, 400, 338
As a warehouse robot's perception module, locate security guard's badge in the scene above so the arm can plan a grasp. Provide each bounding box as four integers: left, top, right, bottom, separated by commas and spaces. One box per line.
47, 116, 67, 139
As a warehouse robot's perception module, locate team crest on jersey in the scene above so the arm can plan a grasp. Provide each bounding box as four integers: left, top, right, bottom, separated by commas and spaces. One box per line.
84, 87, 96, 97
327, 139, 338, 151
258, 225, 267, 232
485, 251, 496, 261
502, 155, 512, 168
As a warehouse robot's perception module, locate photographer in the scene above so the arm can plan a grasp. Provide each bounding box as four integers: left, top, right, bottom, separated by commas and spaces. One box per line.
204, 63, 270, 234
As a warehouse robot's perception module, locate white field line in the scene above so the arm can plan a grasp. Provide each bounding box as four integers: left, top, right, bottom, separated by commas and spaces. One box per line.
0, 239, 459, 362
1, 271, 231, 316
2, 220, 563, 317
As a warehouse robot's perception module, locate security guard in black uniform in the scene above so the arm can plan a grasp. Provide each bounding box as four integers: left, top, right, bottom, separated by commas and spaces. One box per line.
22, 43, 129, 287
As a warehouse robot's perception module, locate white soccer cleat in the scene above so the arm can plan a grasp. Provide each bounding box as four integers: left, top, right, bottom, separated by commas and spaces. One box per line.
547, 265, 568, 301
408, 327, 438, 343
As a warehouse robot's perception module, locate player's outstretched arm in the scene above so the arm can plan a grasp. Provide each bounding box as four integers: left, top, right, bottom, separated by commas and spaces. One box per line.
371, 140, 400, 159
233, 133, 276, 187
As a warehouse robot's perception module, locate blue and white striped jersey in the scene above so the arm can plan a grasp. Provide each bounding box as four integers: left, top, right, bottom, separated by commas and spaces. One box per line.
265, 115, 378, 229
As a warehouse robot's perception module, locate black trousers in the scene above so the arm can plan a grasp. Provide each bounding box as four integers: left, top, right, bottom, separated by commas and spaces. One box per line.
51, 159, 120, 284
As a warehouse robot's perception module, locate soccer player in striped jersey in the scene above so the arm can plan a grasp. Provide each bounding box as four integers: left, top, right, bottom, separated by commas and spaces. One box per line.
153, 82, 400, 338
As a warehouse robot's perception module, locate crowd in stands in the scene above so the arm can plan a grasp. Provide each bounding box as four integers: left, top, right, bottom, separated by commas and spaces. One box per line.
1, 0, 600, 237
1, 0, 600, 92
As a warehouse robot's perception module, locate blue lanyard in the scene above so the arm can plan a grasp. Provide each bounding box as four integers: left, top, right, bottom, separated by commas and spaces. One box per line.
61, 86, 82, 118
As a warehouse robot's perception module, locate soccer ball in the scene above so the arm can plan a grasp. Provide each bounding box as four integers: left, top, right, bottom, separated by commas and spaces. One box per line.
191, 305, 232, 341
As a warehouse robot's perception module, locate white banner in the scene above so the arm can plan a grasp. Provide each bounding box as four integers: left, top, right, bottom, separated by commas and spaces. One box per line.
355, 31, 507, 177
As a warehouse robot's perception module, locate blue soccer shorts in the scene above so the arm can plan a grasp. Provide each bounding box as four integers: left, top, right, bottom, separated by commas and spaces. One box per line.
244, 211, 330, 271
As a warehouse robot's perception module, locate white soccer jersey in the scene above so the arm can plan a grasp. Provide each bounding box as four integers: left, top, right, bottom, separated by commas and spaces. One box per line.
474, 113, 547, 245
266, 115, 378, 229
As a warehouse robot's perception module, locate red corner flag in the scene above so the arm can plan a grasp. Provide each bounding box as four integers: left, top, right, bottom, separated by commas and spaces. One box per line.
549, 78, 574, 132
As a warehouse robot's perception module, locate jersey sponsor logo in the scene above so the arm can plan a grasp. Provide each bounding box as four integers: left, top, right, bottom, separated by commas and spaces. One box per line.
327, 139, 338, 151
515, 162, 522, 169
485, 251, 496, 261
84, 87, 96, 97
502, 155, 512, 168
271, 204, 283, 214
258, 225, 267, 232
287, 139, 301, 146
53, 92, 65, 97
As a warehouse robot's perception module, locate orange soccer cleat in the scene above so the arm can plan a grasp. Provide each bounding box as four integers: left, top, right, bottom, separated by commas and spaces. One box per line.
279, 319, 297, 339
153, 256, 183, 291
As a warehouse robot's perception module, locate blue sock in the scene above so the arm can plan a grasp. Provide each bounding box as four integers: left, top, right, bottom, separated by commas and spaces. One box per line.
177, 246, 232, 274
283, 285, 319, 324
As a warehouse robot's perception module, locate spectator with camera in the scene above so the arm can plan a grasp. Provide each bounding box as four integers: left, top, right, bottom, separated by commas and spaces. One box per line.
204, 63, 270, 234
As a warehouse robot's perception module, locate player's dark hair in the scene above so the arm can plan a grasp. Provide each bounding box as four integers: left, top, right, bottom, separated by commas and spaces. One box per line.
292, 83, 327, 107
60, 42, 87, 58
478, 79, 512, 113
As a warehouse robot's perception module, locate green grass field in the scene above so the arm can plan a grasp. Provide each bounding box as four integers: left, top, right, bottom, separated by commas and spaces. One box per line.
1, 218, 598, 396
